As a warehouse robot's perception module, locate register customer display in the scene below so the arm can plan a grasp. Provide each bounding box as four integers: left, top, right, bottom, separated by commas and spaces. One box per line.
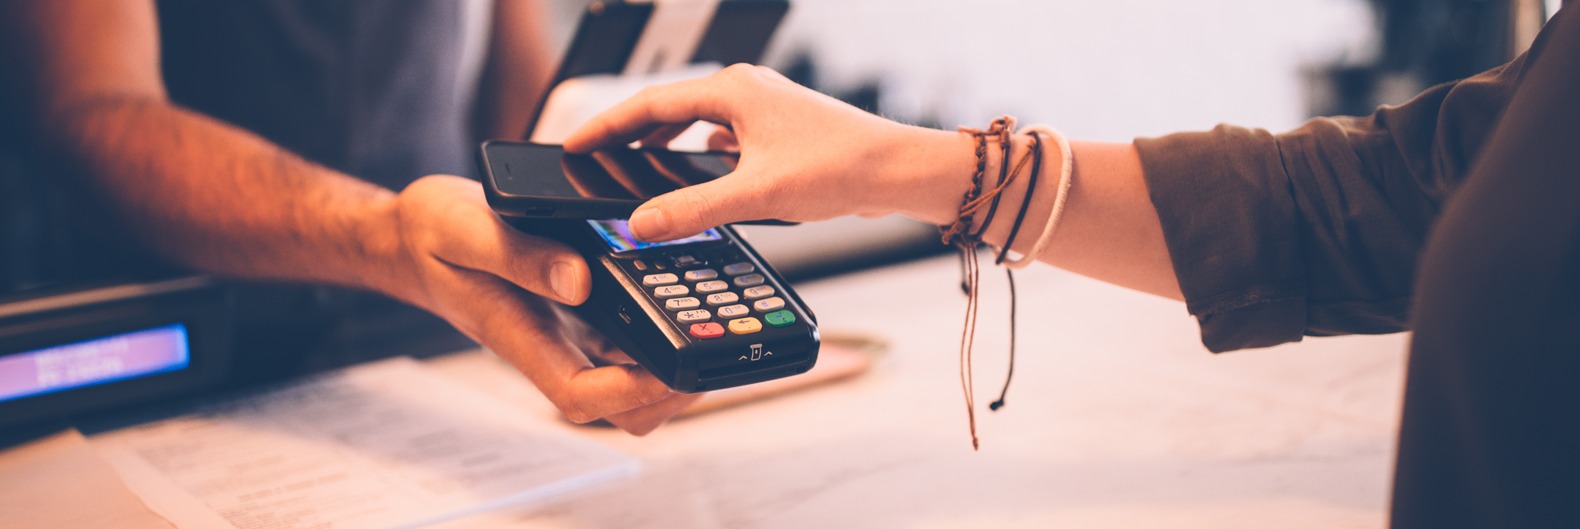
0, 278, 229, 429
563, 7, 1580, 528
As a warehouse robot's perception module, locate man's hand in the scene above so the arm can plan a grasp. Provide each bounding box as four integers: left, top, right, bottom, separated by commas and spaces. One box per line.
384, 175, 700, 435
6, 0, 699, 435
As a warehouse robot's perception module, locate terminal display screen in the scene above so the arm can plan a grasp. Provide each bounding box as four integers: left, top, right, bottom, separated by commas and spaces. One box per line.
588, 219, 722, 253
0, 323, 191, 402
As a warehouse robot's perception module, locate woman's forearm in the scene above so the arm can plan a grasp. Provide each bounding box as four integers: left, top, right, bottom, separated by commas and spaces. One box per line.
892, 126, 1182, 300
563, 65, 1184, 300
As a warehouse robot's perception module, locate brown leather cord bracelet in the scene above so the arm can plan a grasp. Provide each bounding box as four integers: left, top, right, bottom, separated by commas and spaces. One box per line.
941, 116, 1048, 449
941, 118, 998, 450
969, 118, 1017, 241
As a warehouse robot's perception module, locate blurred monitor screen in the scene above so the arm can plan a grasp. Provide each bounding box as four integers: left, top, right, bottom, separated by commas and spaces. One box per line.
0, 323, 191, 402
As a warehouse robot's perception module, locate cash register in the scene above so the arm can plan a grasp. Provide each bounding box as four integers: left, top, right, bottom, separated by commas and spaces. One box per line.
0, 276, 229, 430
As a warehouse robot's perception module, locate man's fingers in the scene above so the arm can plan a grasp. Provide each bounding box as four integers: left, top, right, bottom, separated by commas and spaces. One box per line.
445, 275, 680, 425
452, 226, 590, 305
400, 176, 592, 305
554, 364, 679, 424
605, 392, 704, 436
587, 341, 636, 366
627, 168, 770, 241
440, 214, 590, 306
405, 178, 690, 434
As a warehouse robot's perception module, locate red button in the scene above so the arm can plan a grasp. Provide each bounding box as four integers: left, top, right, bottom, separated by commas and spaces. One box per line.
689, 322, 725, 339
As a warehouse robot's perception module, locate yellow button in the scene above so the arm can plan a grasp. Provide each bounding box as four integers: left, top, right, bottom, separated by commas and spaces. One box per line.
727, 317, 763, 335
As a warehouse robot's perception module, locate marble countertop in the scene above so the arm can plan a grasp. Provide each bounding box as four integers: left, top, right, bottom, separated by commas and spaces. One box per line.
426, 254, 1408, 528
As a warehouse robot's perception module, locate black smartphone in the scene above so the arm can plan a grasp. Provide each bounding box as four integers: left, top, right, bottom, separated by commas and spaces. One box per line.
479, 140, 745, 219
477, 141, 820, 393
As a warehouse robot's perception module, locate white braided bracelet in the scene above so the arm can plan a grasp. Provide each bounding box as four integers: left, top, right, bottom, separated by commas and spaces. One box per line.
999, 124, 1073, 269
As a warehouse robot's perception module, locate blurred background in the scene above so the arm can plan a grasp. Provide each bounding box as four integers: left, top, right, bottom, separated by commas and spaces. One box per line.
0, 0, 1561, 380
549, 0, 1556, 276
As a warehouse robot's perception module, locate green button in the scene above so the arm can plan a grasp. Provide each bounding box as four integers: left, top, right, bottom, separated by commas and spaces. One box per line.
764, 310, 796, 327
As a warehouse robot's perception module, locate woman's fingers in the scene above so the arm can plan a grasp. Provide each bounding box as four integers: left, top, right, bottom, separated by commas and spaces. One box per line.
707, 128, 739, 153
634, 122, 694, 149
564, 75, 729, 152
565, 64, 784, 153
627, 166, 776, 241
567, 63, 920, 241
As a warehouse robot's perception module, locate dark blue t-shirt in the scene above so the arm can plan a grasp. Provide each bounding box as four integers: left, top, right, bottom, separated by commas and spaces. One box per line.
157, 0, 483, 189
150, 1, 491, 370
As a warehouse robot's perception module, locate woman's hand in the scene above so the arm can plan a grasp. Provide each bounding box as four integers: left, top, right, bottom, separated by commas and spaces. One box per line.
564, 64, 975, 241
382, 175, 700, 435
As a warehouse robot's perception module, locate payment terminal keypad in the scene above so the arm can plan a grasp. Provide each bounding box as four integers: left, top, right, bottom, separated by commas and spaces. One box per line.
628, 249, 795, 340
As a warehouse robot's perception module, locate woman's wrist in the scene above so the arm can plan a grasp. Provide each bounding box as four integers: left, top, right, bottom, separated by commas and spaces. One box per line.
884, 124, 979, 226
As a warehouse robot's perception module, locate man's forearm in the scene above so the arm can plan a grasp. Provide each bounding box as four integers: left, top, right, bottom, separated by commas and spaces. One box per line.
47, 96, 408, 296
473, 0, 555, 139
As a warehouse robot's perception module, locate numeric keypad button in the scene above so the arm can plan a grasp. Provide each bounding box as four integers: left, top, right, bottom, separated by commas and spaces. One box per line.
677, 309, 711, 323
695, 280, 729, 294
653, 285, 690, 298
706, 292, 739, 306
683, 269, 718, 282
722, 262, 755, 275
753, 297, 786, 313
665, 297, 700, 311
642, 273, 678, 286
742, 285, 775, 300
732, 273, 765, 287
717, 304, 749, 319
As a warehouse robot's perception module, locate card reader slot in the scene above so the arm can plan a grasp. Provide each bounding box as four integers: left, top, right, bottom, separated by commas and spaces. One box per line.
695, 354, 812, 392
697, 350, 808, 378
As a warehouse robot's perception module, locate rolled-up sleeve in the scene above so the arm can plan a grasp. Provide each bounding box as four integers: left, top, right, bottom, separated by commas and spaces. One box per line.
1135, 52, 1526, 353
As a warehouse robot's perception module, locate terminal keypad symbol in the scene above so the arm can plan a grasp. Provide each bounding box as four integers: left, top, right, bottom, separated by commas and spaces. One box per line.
738, 343, 773, 362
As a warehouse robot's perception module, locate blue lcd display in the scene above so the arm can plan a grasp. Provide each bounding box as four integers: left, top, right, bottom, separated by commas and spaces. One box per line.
588, 219, 722, 253
0, 323, 191, 402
